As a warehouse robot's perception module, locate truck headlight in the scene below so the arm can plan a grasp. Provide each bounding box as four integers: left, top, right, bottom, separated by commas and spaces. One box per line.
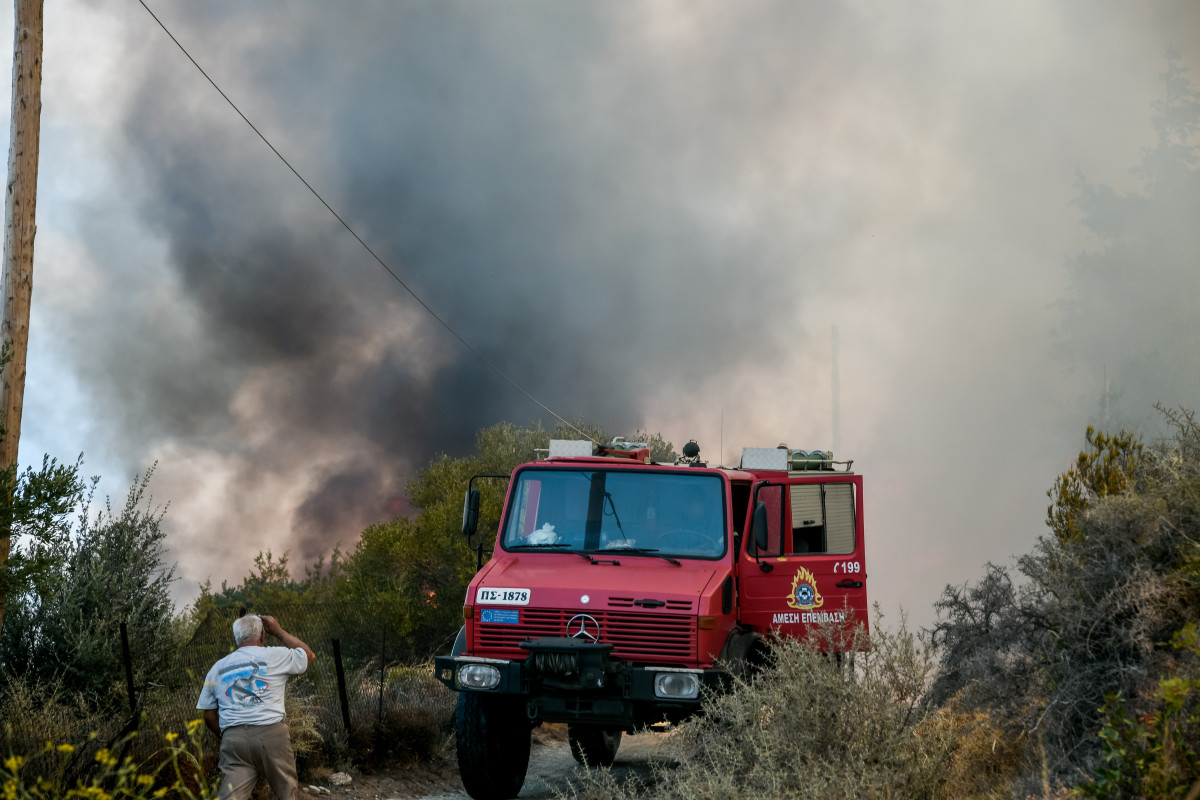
654, 671, 700, 699
457, 664, 501, 690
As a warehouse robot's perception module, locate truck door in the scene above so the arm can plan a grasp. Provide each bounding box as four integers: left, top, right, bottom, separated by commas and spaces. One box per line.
738, 475, 868, 642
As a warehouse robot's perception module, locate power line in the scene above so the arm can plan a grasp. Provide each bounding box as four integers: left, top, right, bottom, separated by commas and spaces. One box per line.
134, 0, 597, 444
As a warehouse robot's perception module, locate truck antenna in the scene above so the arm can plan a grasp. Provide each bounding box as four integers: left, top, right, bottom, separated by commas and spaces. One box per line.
832, 325, 841, 456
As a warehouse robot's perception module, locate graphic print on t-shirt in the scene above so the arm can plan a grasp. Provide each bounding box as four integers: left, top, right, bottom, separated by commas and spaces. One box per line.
219, 655, 272, 706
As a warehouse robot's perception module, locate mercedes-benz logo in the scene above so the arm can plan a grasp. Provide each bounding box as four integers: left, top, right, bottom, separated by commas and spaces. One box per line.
566, 614, 600, 643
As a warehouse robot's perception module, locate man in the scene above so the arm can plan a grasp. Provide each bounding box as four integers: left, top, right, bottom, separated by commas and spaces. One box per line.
197, 614, 316, 800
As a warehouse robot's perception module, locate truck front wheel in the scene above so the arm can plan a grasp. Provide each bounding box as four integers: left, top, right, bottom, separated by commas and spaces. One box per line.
567, 724, 623, 767
455, 693, 531, 800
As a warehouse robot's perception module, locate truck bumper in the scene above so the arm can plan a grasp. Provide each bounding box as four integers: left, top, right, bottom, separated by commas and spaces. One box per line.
435, 642, 730, 728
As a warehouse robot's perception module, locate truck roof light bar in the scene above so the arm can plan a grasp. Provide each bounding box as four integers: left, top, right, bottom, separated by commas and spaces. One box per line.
600, 437, 651, 462
740, 447, 789, 470
739, 447, 854, 472
547, 440, 596, 459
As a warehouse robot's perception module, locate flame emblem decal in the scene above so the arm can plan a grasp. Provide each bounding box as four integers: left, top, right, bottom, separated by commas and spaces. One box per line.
787, 566, 824, 611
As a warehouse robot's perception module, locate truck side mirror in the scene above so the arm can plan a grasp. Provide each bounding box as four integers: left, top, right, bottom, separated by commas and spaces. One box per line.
752, 501, 769, 554
462, 489, 481, 537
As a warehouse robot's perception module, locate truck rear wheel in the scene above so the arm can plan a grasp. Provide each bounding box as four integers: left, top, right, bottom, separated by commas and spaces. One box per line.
455, 693, 531, 800
567, 724, 623, 767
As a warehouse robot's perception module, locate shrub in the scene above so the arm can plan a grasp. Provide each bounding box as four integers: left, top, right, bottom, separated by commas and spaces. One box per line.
328, 660, 454, 769
932, 408, 1200, 792
566, 609, 954, 800
2, 469, 180, 709
915, 698, 1026, 799
1074, 622, 1200, 798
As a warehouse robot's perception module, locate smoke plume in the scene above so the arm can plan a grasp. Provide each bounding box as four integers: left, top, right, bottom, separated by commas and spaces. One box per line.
17, 1, 1200, 622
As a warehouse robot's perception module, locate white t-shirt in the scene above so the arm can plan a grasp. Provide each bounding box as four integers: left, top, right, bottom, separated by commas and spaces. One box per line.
196, 645, 309, 729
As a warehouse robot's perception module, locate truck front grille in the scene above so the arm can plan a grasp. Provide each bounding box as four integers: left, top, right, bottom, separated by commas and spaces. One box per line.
607, 596, 695, 612
475, 608, 696, 662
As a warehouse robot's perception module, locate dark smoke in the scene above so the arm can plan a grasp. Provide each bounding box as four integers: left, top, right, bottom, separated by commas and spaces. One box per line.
21, 1, 1200, 621
62, 2, 824, 573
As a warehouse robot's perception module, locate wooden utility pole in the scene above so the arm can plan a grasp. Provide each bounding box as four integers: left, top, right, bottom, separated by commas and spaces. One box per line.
0, 0, 45, 638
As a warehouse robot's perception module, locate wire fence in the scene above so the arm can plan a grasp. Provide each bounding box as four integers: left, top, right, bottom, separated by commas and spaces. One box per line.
153, 601, 456, 740
3, 600, 458, 770
1, 600, 458, 789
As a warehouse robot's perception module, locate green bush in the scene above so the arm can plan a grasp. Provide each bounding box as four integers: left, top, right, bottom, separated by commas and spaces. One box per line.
932, 407, 1200, 793
2, 469, 179, 708
1075, 622, 1200, 799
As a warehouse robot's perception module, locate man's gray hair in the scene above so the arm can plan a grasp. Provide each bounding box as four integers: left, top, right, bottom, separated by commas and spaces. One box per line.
232, 614, 264, 645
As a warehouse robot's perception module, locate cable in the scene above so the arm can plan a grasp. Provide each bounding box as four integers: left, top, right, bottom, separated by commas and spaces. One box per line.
134, 0, 598, 444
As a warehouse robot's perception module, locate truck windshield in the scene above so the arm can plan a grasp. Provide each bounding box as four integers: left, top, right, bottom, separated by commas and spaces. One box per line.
501, 469, 726, 559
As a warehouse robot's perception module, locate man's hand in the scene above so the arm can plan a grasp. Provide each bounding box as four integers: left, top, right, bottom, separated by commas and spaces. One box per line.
260, 614, 284, 638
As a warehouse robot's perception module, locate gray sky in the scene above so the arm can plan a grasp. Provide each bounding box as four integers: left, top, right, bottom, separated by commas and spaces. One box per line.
9, 1, 1199, 628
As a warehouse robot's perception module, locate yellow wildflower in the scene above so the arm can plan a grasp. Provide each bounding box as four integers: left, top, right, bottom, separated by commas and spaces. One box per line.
2, 756, 23, 772
164, 732, 179, 743
57, 743, 75, 754
137, 775, 154, 786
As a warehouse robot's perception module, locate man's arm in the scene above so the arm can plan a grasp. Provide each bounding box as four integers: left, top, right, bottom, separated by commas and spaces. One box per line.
202, 708, 221, 739
260, 614, 317, 666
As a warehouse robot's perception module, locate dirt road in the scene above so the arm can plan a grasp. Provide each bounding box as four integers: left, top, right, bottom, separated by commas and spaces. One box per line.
417, 729, 678, 800
306, 727, 679, 800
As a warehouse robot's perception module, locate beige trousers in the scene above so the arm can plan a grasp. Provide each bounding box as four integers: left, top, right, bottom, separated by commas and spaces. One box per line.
217, 721, 298, 800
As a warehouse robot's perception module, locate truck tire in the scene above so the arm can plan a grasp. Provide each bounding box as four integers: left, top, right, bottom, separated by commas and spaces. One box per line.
720, 629, 769, 681
455, 693, 531, 800
567, 724, 623, 767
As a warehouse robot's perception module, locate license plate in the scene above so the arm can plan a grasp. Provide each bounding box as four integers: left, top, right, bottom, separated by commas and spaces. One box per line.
476, 587, 530, 605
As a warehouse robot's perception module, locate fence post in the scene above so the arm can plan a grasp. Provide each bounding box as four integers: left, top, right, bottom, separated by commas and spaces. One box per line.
119, 621, 136, 716
332, 639, 351, 733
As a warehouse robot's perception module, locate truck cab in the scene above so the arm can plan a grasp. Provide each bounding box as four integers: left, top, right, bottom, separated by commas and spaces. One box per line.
435, 440, 868, 800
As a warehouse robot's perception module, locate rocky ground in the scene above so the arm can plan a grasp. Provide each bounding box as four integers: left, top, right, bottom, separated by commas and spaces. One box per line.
297, 725, 679, 800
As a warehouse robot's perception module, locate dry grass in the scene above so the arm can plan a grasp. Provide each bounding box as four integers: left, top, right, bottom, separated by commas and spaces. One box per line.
1, 674, 109, 753
535, 722, 569, 745
915, 698, 1026, 800
309, 660, 455, 770
284, 692, 323, 761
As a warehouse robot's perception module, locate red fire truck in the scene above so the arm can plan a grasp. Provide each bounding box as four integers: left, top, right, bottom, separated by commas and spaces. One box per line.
435, 439, 868, 800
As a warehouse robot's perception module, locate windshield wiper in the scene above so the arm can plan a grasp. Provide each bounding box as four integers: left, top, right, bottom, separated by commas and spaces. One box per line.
508, 544, 599, 563
608, 547, 681, 566
603, 492, 631, 545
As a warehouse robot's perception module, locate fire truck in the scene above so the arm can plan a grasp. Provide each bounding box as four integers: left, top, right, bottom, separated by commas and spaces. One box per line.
435, 438, 868, 800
